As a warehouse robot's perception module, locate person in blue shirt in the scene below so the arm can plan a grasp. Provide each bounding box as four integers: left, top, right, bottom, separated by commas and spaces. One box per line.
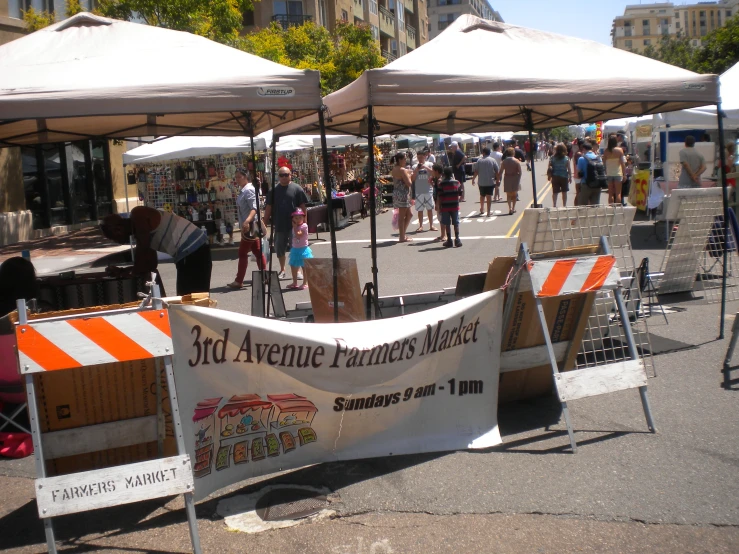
576, 142, 603, 206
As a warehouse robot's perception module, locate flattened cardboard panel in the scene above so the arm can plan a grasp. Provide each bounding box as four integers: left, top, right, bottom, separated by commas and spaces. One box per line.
305, 258, 365, 323
486, 256, 595, 403
36, 358, 176, 476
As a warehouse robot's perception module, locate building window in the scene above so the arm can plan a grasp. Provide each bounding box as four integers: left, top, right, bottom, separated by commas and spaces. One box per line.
318, 0, 327, 26
398, 1, 404, 23
243, 9, 255, 26
274, 1, 304, 16
21, 140, 113, 230
625, 40, 632, 48
341, 9, 348, 21
390, 39, 398, 56
643, 39, 651, 46
676, 21, 681, 29
642, 19, 649, 26
370, 0, 378, 15
438, 0, 461, 5
370, 24, 379, 40
399, 42, 406, 55
727, 10, 732, 18
438, 13, 456, 30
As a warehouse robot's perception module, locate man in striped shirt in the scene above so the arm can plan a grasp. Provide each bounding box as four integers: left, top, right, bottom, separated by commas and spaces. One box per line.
439, 166, 462, 248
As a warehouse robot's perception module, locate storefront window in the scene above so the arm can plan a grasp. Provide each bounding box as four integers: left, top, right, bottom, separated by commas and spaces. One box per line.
44, 145, 68, 226
21, 140, 113, 230
65, 141, 93, 223
91, 140, 113, 218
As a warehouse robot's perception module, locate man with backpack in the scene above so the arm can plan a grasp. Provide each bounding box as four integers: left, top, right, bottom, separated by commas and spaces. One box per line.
576, 142, 606, 206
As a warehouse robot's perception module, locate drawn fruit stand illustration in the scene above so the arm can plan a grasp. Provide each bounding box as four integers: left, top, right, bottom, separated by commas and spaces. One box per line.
192, 397, 222, 478
193, 393, 320, 478
267, 394, 319, 449
216, 394, 272, 470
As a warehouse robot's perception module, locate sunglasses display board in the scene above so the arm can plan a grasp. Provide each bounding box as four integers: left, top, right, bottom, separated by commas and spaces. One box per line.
129, 152, 268, 243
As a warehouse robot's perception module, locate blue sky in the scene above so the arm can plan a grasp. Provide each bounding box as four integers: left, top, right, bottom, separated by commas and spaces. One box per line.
493, 0, 638, 45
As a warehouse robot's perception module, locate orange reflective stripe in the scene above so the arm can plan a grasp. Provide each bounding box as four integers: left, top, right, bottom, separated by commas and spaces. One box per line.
16, 325, 80, 371
140, 310, 172, 338
537, 259, 576, 297
581, 256, 616, 293
67, 318, 152, 362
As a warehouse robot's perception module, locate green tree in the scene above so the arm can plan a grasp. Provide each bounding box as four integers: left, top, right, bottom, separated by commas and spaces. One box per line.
97, 0, 255, 44
239, 21, 385, 94
639, 15, 739, 74
22, 7, 55, 31
66, 0, 84, 17
642, 34, 697, 71
693, 16, 739, 74
548, 126, 575, 143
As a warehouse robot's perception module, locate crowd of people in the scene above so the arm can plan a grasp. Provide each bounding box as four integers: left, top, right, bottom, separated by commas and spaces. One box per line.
92, 129, 736, 295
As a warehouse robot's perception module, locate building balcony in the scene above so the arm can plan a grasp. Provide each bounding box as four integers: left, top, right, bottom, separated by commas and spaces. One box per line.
406, 24, 416, 49
381, 49, 397, 62
271, 14, 313, 29
379, 5, 396, 36
404, 0, 414, 15
353, 0, 364, 20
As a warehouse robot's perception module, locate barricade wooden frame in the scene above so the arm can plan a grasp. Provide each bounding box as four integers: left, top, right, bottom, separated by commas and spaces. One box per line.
501, 237, 657, 452
14, 286, 202, 554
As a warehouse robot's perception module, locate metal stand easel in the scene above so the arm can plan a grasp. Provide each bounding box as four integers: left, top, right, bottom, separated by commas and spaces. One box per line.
501, 237, 657, 452
14, 284, 202, 554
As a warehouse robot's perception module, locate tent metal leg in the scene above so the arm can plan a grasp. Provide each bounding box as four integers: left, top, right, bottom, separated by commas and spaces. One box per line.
716, 102, 730, 339
367, 105, 380, 317
318, 107, 340, 322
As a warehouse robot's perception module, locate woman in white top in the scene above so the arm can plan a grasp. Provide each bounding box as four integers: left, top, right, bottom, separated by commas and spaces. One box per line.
602, 134, 627, 205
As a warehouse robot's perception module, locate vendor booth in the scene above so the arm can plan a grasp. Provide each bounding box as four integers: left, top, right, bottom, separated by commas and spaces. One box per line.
273, 14, 718, 311
0, 12, 326, 554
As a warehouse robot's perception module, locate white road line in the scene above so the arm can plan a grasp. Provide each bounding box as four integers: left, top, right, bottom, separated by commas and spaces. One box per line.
311, 236, 512, 245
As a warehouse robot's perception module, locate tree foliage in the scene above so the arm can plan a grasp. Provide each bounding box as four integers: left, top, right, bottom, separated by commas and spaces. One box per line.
22, 8, 55, 31
66, 0, 85, 17
548, 126, 575, 143
641, 15, 739, 74
96, 0, 254, 44
239, 21, 385, 94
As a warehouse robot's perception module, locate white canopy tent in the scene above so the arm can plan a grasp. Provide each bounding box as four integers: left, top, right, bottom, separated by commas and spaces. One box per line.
273, 15, 717, 138
653, 62, 739, 130
122, 136, 269, 165
0, 12, 322, 146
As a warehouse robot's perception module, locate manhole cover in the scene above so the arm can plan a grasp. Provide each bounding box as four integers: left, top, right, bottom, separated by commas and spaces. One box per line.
255, 488, 328, 522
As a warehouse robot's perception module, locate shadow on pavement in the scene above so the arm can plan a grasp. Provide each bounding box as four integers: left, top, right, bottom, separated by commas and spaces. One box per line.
0, 496, 187, 553
0, 227, 117, 262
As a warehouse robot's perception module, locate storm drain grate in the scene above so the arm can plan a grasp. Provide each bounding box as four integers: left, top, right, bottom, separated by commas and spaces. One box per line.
255, 488, 328, 522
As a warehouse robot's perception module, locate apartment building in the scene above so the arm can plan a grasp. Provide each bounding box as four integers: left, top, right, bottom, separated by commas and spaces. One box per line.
427, 0, 502, 41
244, 0, 429, 60
612, 1, 739, 53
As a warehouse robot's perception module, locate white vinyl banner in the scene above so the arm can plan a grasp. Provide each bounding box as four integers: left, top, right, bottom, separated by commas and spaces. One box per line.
169, 291, 503, 500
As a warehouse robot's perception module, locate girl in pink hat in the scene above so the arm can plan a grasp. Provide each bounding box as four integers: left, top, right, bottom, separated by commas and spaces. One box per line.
287, 209, 313, 290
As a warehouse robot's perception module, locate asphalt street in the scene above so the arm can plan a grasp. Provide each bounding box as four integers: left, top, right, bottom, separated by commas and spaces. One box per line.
1, 164, 738, 553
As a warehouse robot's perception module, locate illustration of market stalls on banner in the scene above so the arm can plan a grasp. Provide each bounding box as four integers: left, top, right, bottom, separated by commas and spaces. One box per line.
192, 394, 318, 477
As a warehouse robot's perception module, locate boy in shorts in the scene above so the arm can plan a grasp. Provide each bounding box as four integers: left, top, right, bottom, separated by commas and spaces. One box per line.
439, 166, 462, 248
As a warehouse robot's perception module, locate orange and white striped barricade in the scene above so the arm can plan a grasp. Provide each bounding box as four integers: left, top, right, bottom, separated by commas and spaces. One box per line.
500, 236, 656, 453
14, 287, 202, 554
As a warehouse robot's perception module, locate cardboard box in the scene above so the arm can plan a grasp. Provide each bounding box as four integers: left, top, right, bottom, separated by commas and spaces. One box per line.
485, 253, 595, 403
305, 258, 365, 323
36, 358, 176, 476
